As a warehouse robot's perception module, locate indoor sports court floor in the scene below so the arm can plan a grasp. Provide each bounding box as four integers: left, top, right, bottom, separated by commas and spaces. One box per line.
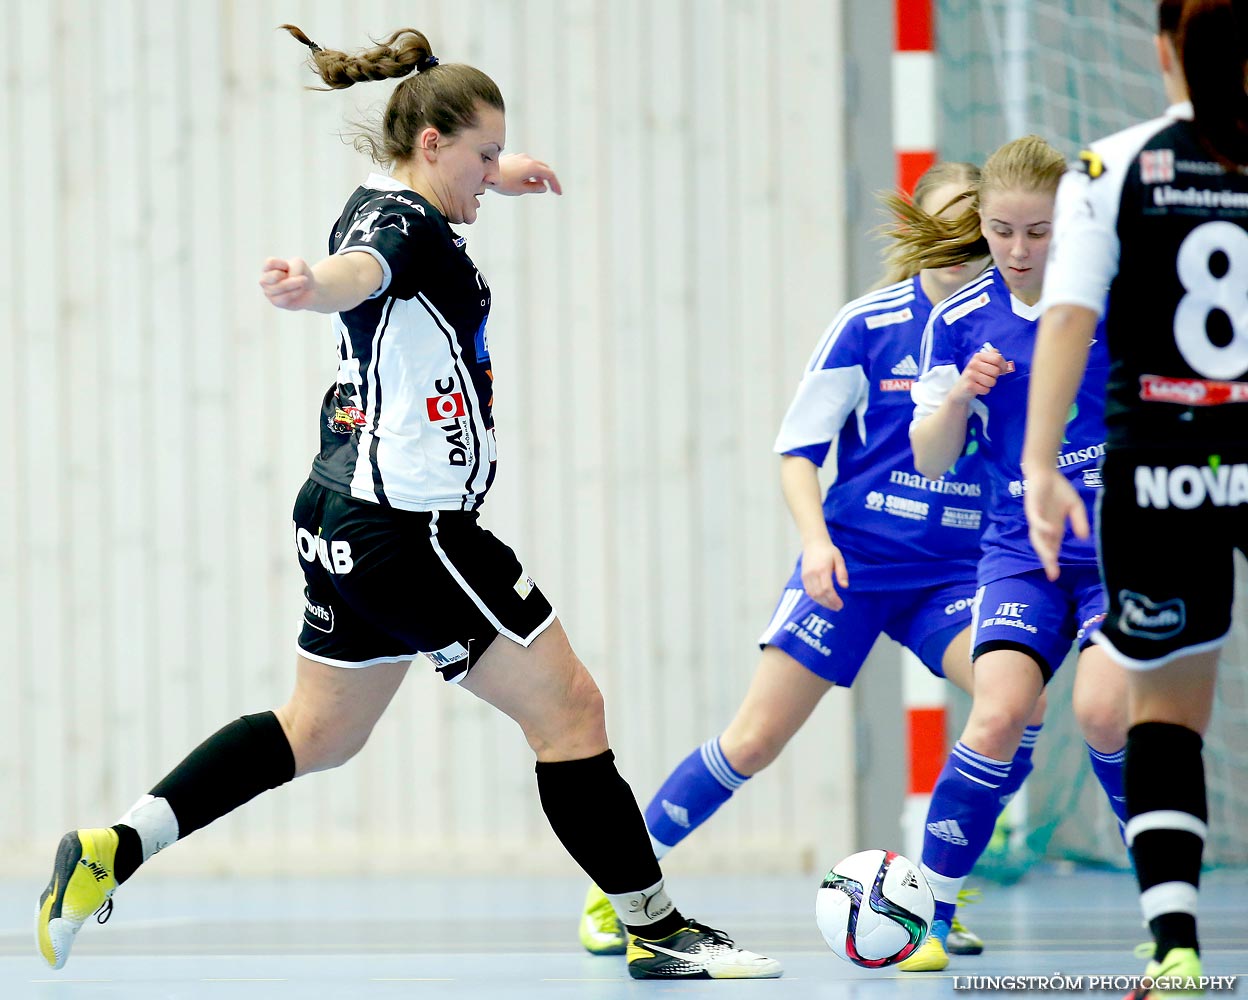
1, 869, 1245, 998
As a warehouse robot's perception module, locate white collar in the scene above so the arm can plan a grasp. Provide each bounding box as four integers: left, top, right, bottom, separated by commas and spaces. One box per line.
1167, 101, 1194, 120
1010, 293, 1042, 321
364, 172, 410, 191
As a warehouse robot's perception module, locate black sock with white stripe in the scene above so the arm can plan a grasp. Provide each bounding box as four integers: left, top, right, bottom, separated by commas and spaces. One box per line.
1124, 722, 1206, 962
536, 750, 685, 939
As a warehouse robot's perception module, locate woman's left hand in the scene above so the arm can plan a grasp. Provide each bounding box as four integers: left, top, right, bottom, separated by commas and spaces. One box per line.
1024, 468, 1090, 582
495, 153, 563, 196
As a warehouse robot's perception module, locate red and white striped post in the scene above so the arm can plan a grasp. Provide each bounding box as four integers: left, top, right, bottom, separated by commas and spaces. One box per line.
901, 649, 946, 862
893, 0, 937, 194
893, 0, 945, 865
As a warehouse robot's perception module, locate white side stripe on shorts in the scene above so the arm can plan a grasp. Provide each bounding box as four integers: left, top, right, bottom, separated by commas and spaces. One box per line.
1091, 630, 1229, 672
1124, 809, 1208, 847
426, 512, 553, 648
969, 585, 986, 650
758, 589, 803, 646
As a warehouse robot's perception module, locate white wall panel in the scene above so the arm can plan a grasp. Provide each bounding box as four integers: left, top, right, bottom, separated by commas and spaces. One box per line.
2, 0, 854, 876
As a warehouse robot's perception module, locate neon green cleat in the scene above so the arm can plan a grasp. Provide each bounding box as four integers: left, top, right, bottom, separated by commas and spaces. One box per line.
1126, 945, 1203, 999
947, 888, 985, 955
898, 919, 950, 972
578, 883, 626, 955
36, 829, 120, 970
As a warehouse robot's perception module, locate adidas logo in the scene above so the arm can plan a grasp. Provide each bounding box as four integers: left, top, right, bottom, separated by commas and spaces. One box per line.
80, 859, 110, 882
900, 869, 919, 889
927, 819, 969, 846
891, 354, 919, 377
661, 799, 691, 829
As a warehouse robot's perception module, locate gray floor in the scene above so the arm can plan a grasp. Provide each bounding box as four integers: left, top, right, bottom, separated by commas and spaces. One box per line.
2, 869, 1246, 998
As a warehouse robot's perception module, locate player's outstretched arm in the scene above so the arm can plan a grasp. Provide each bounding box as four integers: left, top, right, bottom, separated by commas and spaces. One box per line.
779, 454, 848, 611
494, 153, 563, 196
259, 252, 384, 314
1021, 303, 1097, 579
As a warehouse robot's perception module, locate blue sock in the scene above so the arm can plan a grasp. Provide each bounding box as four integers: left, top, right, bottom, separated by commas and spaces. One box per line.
643, 738, 749, 858
921, 742, 1012, 921
1086, 743, 1129, 833
996, 724, 1042, 806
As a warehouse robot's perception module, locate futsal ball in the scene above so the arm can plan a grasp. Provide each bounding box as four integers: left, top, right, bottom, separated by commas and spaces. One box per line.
815, 849, 934, 968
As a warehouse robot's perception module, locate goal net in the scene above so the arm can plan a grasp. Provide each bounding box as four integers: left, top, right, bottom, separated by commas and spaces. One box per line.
935, 0, 1248, 871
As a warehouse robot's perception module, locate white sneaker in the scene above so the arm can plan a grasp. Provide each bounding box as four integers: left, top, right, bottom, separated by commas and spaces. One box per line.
627, 920, 783, 979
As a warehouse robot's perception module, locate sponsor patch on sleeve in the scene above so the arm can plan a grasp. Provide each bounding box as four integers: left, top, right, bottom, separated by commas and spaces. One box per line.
1075, 150, 1105, 179
864, 306, 914, 330
942, 292, 991, 326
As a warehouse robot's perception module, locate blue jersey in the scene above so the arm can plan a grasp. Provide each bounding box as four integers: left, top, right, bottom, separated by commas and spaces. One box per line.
912, 268, 1110, 585
774, 275, 985, 591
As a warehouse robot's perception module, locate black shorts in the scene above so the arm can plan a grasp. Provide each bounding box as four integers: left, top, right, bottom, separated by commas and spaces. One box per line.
1094, 447, 1248, 670
292, 479, 556, 681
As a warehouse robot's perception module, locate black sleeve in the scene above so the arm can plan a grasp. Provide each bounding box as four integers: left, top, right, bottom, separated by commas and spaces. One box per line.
335, 197, 437, 301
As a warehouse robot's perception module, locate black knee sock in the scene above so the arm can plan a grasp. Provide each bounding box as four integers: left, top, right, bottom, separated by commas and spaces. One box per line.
112, 712, 296, 883
1125, 722, 1206, 961
536, 749, 684, 939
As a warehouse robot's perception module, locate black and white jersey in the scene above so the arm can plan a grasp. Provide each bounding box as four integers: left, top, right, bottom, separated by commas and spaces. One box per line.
309, 174, 496, 511
1044, 102, 1248, 450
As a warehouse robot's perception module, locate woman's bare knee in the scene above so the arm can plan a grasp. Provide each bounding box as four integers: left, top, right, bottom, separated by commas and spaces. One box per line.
962, 704, 1031, 760
523, 662, 606, 760
716, 648, 831, 777
1073, 694, 1127, 751
962, 651, 1045, 759
276, 703, 372, 775
719, 728, 782, 777
720, 705, 795, 775
276, 656, 409, 776
1073, 651, 1129, 751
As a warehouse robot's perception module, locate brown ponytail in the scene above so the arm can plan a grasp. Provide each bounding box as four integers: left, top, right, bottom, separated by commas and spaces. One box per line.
1179, 0, 1248, 167
280, 25, 505, 167
875, 161, 982, 285
878, 195, 987, 275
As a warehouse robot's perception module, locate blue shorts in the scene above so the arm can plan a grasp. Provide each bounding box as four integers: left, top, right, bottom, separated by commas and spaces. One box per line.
757, 559, 976, 685
971, 567, 1106, 683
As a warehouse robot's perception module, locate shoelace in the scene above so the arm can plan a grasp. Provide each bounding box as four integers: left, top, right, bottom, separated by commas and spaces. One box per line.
94, 899, 113, 925
951, 887, 981, 934
685, 919, 734, 947
1125, 944, 1194, 999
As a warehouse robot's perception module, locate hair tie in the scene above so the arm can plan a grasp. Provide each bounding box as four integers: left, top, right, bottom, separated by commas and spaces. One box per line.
417, 54, 439, 72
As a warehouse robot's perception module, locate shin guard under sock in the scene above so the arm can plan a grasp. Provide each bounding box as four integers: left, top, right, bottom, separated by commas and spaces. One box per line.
113, 711, 296, 883
536, 750, 684, 938
1125, 722, 1206, 961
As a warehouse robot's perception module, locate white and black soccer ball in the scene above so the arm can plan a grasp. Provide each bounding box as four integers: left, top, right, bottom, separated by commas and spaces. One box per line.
815, 849, 934, 968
